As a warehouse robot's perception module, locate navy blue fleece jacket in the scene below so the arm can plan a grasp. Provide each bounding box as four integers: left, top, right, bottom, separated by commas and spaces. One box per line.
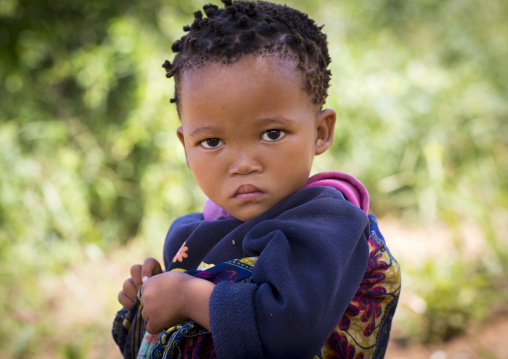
163, 185, 370, 358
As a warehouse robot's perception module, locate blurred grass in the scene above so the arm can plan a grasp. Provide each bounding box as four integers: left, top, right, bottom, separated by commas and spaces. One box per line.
1, 0, 507, 357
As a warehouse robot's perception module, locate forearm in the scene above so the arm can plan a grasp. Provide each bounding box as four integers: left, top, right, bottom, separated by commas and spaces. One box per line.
182, 275, 215, 331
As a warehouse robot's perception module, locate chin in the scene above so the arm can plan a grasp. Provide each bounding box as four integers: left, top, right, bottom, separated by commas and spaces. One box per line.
235, 208, 267, 222
234, 213, 255, 222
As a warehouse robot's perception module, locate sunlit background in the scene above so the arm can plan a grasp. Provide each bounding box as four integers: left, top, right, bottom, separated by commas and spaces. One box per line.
1, 0, 507, 357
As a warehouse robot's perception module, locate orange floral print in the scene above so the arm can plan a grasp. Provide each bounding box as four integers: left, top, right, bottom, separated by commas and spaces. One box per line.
172, 241, 189, 263
145, 333, 158, 345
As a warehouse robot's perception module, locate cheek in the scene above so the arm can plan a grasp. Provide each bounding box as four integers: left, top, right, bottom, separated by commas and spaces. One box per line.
189, 158, 207, 179
278, 138, 315, 168
190, 167, 213, 197
268, 147, 313, 187
187, 154, 221, 191
186, 147, 206, 168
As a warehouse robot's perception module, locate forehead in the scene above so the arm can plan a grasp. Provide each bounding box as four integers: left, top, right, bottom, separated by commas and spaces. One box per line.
178, 55, 312, 112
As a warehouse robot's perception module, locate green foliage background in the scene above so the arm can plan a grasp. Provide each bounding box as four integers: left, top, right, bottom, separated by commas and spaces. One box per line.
1, 0, 507, 357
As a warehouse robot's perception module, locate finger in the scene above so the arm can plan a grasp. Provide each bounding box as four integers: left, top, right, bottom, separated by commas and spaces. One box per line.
122, 278, 138, 302
130, 264, 143, 289
141, 307, 153, 332
144, 315, 162, 335
142, 257, 163, 281
118, 290, 134, 309
140, 289, 162, 334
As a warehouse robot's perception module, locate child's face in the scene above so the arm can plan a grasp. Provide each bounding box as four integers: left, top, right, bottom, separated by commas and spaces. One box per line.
176, 55, 335, 222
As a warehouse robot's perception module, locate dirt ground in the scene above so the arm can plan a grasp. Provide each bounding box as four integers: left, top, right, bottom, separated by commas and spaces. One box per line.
382, 217, 508, 359
386, 317, 508, 359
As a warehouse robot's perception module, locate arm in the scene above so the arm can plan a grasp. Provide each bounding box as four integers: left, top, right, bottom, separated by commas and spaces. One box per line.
140, 271, 215, 333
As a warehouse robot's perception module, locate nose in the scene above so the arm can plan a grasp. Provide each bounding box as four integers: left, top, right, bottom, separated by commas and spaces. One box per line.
228, 151, 262, 176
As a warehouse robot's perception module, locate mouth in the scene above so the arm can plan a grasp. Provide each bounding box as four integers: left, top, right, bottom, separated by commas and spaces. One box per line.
233, 184, 264, 202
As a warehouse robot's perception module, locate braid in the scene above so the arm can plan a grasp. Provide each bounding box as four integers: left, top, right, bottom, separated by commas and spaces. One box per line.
163, 0, 331, 109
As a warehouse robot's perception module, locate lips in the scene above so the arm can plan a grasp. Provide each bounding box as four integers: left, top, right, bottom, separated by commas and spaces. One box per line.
233, 184, 264, 201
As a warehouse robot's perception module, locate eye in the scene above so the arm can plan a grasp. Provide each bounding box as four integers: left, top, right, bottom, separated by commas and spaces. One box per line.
261, 129, 286, 142
200, 138, 224, 149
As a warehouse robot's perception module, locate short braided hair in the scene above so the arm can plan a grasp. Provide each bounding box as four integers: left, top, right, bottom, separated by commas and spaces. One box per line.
162, 0, 332, 112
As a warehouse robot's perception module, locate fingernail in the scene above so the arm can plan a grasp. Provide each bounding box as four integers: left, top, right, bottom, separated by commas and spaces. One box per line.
142, 276, 149, 282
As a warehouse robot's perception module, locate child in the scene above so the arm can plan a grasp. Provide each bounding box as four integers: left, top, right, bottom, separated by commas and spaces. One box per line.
112, 1, 401, 358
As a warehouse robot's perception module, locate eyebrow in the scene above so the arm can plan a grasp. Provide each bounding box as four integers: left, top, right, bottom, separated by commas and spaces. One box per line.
188, 125, 220, 138
257, 116, 296, 126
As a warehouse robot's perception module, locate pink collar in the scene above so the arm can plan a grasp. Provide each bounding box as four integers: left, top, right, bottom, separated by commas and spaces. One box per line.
305, 171, 369, 214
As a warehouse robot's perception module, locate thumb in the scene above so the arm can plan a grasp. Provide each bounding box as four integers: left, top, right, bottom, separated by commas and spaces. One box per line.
142, 257, 163, 282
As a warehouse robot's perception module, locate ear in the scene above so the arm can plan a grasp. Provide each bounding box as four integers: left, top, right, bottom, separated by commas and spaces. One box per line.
176, 126, 190, 168
314, 108, 336, 155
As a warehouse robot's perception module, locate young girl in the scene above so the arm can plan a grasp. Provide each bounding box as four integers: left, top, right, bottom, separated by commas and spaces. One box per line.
113, 1, 401, 358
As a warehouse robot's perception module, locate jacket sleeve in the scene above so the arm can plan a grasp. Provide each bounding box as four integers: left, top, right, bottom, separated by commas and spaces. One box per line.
209, 187, 370, 359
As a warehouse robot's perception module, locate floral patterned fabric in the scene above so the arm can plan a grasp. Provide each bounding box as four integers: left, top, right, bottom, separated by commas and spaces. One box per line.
318, 214, 401, 359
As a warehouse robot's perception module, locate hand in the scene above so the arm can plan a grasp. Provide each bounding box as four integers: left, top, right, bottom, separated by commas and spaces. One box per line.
141, 271, 215, 334
118, 257, 163, 309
